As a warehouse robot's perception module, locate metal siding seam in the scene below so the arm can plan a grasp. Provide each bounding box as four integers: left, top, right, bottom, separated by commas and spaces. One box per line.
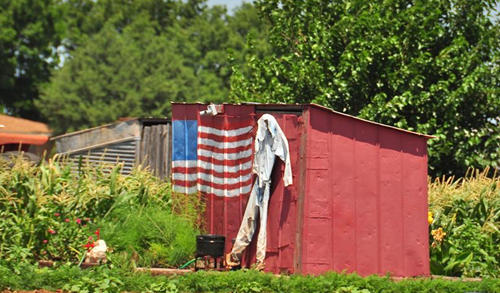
376, 127, 381, 274
399, 133, 405, 275
330, 117, 335, 271
294, 108, 309, 274
353, 122, 358, 272
277, 116, 285, 269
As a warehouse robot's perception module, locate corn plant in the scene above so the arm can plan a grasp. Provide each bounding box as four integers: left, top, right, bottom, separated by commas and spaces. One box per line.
0, 154, 200, 268
429, 168, 500, 277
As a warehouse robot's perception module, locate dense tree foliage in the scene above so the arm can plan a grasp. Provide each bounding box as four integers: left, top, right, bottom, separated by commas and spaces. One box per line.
37, 0, 269, 133
0, 0, 65, 119
0, 0, 498, 176
231, 0, 499, 176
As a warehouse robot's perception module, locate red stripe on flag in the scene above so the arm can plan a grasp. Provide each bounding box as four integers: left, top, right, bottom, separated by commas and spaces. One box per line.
198, 143, 253, 154
199, 118, 255, 130
172, 167, 253, 178
197, 154, 253, 166
198, 131, 252, 143
172, 179, 197, 188
172, 177, 253, 191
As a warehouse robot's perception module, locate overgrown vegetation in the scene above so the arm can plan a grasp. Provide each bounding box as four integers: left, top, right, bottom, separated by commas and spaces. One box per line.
1, 154, 498, 291
0, 156, 201, 269
428, 168, 500, 277
0, 264, 499, 293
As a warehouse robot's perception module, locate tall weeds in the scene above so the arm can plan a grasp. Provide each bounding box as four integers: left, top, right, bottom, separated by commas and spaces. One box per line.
428, 167, 499, 277
0, 155, 201, 267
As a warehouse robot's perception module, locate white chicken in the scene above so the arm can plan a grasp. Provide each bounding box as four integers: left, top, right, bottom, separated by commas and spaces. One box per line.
85, 239, 107, 264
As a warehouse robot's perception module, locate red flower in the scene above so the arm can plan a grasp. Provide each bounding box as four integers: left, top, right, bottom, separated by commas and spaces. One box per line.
54, 213, 60, 217
65, 218, 70, 223
83, 242, 95, 251
48, 229, 56, 234
94, 229, 100, 239
43, 239, 48, 244
76, 218, 81, 224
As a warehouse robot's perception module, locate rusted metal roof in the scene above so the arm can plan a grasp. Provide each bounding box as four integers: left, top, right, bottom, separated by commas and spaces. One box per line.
0, 114, 51, 145
0, 114, 51, 135
173, 102, 435, 139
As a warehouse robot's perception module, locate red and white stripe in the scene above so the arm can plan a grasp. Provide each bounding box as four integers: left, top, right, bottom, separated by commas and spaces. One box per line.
173, 121, 254, 197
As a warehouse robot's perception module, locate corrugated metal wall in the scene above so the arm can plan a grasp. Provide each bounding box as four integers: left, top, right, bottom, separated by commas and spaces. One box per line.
62, 137, 139, 174
54, 119, 172, 178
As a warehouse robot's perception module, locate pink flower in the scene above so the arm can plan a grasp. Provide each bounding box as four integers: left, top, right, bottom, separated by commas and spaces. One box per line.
65, 218, 70, 223
48, 229, 56, 234
43, 239, 48, 244
76, 218, 81, 224
54, 213, 60, 217
88, 236, 93, 241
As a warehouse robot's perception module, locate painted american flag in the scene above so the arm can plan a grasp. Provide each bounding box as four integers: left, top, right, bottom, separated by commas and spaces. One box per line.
171, 115, 255, 197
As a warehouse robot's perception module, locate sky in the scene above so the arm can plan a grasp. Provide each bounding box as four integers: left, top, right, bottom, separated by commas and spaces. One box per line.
206, 0, 249, 13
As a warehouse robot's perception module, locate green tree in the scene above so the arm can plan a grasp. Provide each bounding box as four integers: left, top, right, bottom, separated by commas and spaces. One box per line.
231, 0, 500, 176
40, 1, 269, 133
63, 0, 204, 47
38, 19, 199, 134
168, 3, 270, 103
0, 0, 65, 120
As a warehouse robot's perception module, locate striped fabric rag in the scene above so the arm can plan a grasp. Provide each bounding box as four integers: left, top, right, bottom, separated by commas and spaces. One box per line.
172, 116, 255, 197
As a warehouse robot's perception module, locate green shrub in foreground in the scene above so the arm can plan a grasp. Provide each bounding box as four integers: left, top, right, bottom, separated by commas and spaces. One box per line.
429, 168, 500, 277
0, 156, 200, 268
0, 263, 499, 293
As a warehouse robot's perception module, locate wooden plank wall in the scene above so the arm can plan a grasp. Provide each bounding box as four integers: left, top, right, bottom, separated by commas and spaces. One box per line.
139, 123, 171, 179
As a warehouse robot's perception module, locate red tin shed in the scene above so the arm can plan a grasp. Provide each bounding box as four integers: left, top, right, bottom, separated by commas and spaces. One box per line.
172, 103, 432, 277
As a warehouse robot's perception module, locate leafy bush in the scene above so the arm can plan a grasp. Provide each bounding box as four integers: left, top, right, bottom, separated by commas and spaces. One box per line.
429, 168, 500, 277
102, 205, 197, 267
0, 155, 200, 268
0, 264, 499, 293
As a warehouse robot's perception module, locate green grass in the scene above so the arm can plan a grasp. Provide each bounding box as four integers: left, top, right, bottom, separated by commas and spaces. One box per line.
0, 263, 499, 293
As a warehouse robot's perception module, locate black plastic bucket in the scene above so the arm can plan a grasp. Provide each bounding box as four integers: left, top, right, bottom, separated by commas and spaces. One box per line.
196, 234, 225, 257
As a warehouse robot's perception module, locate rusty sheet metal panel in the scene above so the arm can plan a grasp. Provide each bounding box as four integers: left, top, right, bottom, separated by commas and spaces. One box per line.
302, 105, 429, 277
243, 112, 301, 274
62, 137, 139, 175
54, 120, 141, 153
172, 103, 255, 261
171, 103, 303, 274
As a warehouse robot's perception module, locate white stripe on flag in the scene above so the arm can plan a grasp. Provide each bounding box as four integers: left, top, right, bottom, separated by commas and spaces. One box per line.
172, 172, 252, 185
198, 160, 253, 173
198, 183, 253, 197
172, 160, 197, 168
172, 172, 198, 182
197, 148, 252, 161
173, 185, 197, 194
198, 125, 253, 137
198, 137, 252, 149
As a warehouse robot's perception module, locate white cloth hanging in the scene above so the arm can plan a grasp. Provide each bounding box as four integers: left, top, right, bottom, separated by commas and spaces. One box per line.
228, 114, 292, 267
